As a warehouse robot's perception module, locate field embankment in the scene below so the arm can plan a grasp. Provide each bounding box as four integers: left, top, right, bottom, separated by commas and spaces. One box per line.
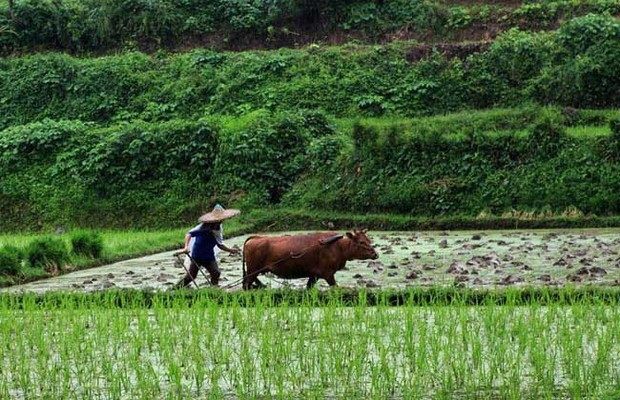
2, 106, 620, 231
1, 18, 620, 127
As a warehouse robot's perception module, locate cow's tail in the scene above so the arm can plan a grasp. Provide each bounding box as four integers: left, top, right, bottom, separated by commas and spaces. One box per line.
241, 236, 256, 288
242, 241, 247, 279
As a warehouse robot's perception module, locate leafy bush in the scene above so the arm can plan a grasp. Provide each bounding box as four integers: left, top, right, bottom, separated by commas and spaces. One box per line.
0, 119, 86, 168
1, 24, 620, 128
0, 246, 22, 276
1, 0, 618, 56
71, 231, 104, 258
532, 40, 620, 108
26, 237, 70, 273
481, 28, 554, 90
611, 117, 620, 136
283, 107, 620, 217
213, 110, 313, 203
510, 3, 560, 29
527, 15, 620, 109
2, 103, 620, 229
601, 117, 620, 162
527, 108, 568, 159
556, 13, 620, 57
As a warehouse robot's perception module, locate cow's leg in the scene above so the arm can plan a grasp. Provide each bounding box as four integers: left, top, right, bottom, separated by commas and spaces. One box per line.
243, 269, 254, 290
324, 274, 337, 287
306, 276, 318, 289
253, 277, 266, 288
244, 267, 267, 290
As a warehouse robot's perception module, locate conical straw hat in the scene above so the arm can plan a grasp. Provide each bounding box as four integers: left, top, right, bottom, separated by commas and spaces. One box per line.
198, 204, 241, 223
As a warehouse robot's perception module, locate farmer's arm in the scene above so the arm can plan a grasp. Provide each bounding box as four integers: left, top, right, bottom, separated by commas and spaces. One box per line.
216, 242, 239, 254
183, 232, 192, 253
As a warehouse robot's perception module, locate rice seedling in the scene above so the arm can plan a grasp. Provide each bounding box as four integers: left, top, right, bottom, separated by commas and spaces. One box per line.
1, 289, 620, 398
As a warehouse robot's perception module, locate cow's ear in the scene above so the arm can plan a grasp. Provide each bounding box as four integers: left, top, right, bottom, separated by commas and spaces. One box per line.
346, 232, 355, 239
361, 228, 368, 234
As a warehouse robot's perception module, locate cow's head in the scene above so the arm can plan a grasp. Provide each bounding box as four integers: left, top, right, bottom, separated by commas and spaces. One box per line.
346, 229, 378, 260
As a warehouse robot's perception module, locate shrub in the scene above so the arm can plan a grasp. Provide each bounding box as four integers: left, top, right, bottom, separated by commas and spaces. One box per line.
483, 29, 554, 89
0, 246, 22, 276
213, 110, 312, 202
611, 117, 620, 136
602, 117, 620, 162
71, 231, 104, 258
27, 236, 70, 273
556, 13, 620, 56
527, 108, 567, 159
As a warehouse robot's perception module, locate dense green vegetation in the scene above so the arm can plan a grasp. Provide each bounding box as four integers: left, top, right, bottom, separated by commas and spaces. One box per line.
1, 0, 619, 54
3, 4, 620, 396
1, 15, 619, 128
0, 1, 619, 234
5, 286, 620, 308
2, 106, 620, 231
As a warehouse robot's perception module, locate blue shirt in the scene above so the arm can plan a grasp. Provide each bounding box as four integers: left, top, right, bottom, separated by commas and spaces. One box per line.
189, 228, 220, 263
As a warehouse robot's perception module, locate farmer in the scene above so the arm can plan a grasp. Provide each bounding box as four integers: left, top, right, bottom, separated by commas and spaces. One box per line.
182, 221, 223, 271
174, 205, 240, 288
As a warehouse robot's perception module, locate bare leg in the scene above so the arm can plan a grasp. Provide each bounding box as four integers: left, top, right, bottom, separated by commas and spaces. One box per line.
306, 276, 318, 289
204, 260, 221, 286
174, 259, 200, 289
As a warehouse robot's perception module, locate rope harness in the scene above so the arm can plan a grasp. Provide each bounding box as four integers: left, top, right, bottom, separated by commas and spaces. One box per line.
223, 234, 347, 290
173, 233, 374, 290
235, 233, 379, 290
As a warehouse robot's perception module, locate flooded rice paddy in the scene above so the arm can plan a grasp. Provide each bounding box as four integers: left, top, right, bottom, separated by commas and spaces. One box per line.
2, 299, 619, 398
3, 229, 620, 293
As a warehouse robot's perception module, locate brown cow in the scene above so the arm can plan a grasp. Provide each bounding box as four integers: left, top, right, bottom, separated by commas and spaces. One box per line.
242, 229, 378, 290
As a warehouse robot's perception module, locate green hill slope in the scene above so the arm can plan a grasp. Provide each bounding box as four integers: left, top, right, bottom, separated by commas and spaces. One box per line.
0, 1, 620, 231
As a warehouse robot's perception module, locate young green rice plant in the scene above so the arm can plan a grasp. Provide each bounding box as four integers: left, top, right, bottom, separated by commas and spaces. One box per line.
1, 289, 620, 398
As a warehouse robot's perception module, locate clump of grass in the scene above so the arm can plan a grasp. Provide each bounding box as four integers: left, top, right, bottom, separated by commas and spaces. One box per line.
70, 231, 104, 258
26, 236, 70, 274
500, 207, 584, 219
0, 246, 22, 276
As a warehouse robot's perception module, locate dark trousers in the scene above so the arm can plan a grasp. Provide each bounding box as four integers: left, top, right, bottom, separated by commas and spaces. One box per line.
176, 258, 221, 288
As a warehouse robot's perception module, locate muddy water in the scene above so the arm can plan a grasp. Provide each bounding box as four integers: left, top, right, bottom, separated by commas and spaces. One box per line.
3, 229, 620, 293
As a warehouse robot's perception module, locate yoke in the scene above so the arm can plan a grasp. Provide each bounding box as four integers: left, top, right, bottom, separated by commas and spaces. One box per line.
289, 234, 344, 258
319, 234, 344, 245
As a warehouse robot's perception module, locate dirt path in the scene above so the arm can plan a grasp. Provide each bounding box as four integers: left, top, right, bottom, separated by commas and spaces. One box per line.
3, 229, 620, 294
